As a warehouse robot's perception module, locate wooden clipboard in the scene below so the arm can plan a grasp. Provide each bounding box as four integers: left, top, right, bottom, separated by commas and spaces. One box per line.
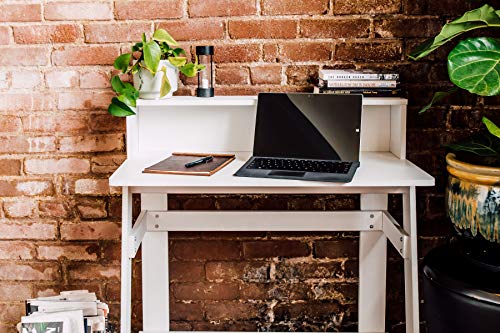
143, 152, 235, 176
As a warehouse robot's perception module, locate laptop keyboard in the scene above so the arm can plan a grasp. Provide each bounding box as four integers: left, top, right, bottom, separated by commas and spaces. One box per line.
247, 158, 352, 174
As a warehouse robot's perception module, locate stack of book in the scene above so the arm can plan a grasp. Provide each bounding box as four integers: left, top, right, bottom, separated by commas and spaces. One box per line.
314, 69, 401, 97
18, 290, 111, 333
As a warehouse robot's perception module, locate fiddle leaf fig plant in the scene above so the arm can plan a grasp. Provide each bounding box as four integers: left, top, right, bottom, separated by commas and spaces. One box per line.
409, 4, 500, 160
108, 28, 205, 117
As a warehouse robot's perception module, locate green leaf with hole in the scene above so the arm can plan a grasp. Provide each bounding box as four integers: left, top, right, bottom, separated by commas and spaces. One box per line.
108, 97, 136, 117
418, 87, 458, 113
447, 37, 500, 96
173, 48, 186, 56
159, 66, 171, 98
409, 4, 500, 60
168, 56, 187, 67
143, 40, 161, 73
152, 29, 178, 46
113, 53, 131, 73
132, 42, 143, 52
483, 117, 500, 139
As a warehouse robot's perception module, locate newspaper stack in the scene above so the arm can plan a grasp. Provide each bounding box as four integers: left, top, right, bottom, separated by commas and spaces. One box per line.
17, 290, 110, 333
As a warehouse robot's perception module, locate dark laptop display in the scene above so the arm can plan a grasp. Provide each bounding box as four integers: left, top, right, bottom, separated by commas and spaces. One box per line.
234, 93, 363, 182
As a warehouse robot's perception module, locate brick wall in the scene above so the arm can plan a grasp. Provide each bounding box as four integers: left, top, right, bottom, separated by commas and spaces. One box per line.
1, 0, 498, 332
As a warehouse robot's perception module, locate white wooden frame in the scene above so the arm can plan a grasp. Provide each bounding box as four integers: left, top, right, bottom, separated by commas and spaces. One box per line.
110, 96, 434, 333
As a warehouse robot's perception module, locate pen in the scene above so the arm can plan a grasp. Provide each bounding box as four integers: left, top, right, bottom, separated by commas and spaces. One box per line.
185, 156, 214, 168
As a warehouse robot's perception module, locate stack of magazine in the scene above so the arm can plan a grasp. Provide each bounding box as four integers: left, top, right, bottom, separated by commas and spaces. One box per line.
314, 69, 401, 97
17, 290, 110, 333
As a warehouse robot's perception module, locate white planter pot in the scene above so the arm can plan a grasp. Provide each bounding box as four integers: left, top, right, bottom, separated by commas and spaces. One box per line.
133, 60, 178, 99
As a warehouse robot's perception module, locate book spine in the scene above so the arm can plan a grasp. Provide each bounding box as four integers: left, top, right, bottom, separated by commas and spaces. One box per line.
320, 79, 398, 88
316, 87, 401, 97
319, 73, 399, 80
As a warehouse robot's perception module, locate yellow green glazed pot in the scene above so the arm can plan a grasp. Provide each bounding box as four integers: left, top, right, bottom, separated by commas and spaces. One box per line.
446, 153, 500, 243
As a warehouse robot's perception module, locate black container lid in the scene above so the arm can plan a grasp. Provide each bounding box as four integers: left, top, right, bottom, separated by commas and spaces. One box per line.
196, 45, 214, 55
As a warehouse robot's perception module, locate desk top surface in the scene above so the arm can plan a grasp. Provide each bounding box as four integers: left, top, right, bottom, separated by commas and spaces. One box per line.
110, 152, 434, 193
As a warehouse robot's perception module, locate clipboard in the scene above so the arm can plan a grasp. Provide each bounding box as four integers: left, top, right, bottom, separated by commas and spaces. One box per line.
143, 152, 236, 176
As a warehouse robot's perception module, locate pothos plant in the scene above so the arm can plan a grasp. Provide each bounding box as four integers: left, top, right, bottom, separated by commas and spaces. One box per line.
108, 29, 205, 117
409, 4, 500, 164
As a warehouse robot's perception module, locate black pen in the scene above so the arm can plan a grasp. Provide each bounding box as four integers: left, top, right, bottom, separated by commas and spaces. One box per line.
185, 156, 214, 168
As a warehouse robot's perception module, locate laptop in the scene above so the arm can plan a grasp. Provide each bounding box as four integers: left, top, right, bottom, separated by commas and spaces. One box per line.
234, 92, 362, 182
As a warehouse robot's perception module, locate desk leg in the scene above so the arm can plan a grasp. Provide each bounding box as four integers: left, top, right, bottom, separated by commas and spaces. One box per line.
121, 187, 132, 333
141, 194, 170, 332
358, 194, 387, 333
403, 187, 420, 333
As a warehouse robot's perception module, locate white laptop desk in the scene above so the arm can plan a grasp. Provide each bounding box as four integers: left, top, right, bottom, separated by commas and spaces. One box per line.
109, 96, 434, 333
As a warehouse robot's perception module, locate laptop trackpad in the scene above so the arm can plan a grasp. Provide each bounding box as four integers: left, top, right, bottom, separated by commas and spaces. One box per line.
268, 170, 306, 177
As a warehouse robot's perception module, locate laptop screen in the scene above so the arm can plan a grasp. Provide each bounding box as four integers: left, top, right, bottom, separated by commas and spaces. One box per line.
253, 93, 362, 161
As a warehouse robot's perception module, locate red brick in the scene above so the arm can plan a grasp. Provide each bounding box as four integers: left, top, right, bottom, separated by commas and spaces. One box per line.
25, 158, 90, 175
0, 223, 57, 240
0, 47, 49, 66
170, 261, 205, 282
335, 41, 402, 62
68, 264, 120, 281
0, 116, 21, 133
240, 282, 309, 300
250, 65, 282, 85
0, 93, 54, 111
57, 91, 114, 110
262, 0, 329, 15
59, 134, 124, 153
3, 199, 36, 218
189, 0, 256, 17
44, 2, 113, 20
13, 24, 81, 44
243, 240, 310, 258
89, 113, 126, 132
11, 70, 43, 89
214, 44, 261, 63
39, 201, 70, 218
374, 18, 442, 38
37, 244, 99, 261
205, 261, 269, 281
279, 42, 332, 62
0, 159, 21, 176
0, 180, 53, 197
0, 241, 35, 260
157, 19, 225, 41
80, 71, 110, 89
115, 0, 183, 20
263, 43, 278, 62
170, 302, 204, 321
74, 178, 111, 195
274, 301, 341, 321
172, 240, 241, 260
0, 4, 41, 22
101, 242, 121, 263
206, 302, 261, 320
229, 19, 297, 39
91, 155, 127, 174
52, 46, 120, 66
215, 65, 249, 85
60, 222, 120, 240
172, 282, 239, 300
0, 263, 60, 281
334, 0, 401, 14
314, 240, 359, 258
0, 303, 25, 323
46, 70, 79, 88
0, 26, 10, 45
0, 136, 56, 153
300, 19, 370, 38
0, 283, 32, 301
84, 23, 152, 43
76, 198, 107, 219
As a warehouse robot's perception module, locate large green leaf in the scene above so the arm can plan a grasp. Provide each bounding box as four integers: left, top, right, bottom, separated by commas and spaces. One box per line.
111, 76, 132, 94
483, 117, 500, 139
159, 67, 171, 98
108, 97, 136, 117
419, 87, 458, 113
113, 53, 132, 73
409, 4, 500, 60
143, 40, 161, 73
448, 37, 500, 96
448, 134, 500, 157
168, 56, 187, 67
152, 29, 178, 46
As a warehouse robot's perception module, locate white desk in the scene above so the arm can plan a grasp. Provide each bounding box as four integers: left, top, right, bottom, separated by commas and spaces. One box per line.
109, 96, 434, 333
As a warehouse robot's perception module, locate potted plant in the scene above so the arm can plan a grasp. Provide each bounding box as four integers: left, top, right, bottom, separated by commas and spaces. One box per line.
409, 4, 500, 244
108, 28, 205, 116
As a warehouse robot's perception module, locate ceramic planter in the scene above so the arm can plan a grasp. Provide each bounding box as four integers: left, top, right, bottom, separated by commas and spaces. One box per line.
133, 60, 178, 99
446, 153, 500, 243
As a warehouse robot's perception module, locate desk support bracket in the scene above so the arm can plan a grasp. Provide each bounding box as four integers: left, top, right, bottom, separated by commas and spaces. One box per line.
382, 211, 409, 259
129, 210, 148, 259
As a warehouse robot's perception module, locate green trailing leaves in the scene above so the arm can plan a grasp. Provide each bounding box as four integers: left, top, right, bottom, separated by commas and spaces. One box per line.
113, 53, 131, 73
180, 63, 206, 77
419, 87, 458, 113
168, 56, 187, 67
152, 29, 178, 46
108, 97, 136, 117
448, 134, 500, 157
483, 117, 500, 139
111, 76, 139, 108
409, 4, 500, 60
159, 66, 171, 98
447, 37, 500, 96
143, 40, 161, 73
